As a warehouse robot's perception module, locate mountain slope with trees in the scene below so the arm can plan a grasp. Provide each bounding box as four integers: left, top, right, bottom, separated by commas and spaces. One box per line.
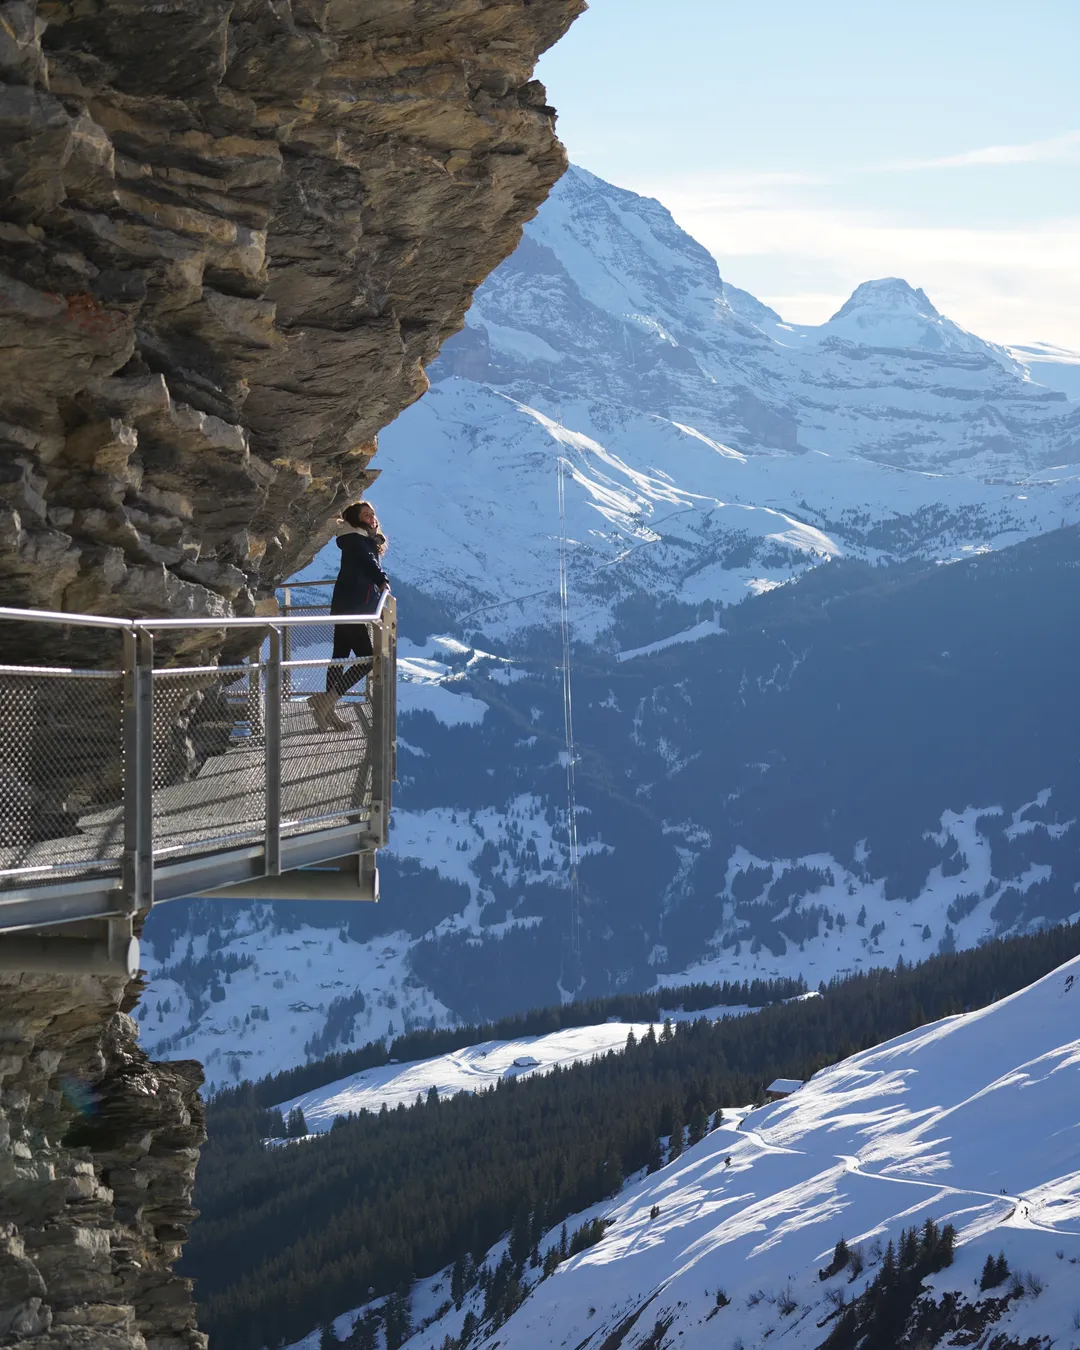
186, 922, 1080, 1349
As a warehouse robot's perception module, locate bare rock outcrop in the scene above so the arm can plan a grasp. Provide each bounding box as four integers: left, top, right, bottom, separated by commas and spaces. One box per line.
0, 969, 206, 1349
1, 0, 583, 621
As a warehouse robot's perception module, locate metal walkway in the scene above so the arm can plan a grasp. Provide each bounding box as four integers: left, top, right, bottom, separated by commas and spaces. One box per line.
0, 587, 396, 973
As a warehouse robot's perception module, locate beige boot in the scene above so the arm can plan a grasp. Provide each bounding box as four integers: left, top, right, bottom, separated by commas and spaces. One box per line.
306, 692, 337, 731
325, 701, 351, 732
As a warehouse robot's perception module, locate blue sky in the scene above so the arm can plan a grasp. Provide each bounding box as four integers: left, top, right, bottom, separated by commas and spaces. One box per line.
537, 0, 1080, 347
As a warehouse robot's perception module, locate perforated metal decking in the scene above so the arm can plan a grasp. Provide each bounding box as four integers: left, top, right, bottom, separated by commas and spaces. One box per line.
0, 589, 396, 973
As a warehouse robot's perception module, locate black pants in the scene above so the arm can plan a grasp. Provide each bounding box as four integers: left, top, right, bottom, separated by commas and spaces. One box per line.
326, 623, 373, 696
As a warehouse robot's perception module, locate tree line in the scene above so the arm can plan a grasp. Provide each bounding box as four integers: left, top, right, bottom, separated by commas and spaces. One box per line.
209, 974, 806, 1113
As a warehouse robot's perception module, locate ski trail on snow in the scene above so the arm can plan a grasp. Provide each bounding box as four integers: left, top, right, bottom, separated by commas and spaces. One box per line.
734, 1123, 1080, 1237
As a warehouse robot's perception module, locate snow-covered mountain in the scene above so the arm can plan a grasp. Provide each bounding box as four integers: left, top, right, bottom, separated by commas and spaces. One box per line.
142, 167, 1080, 1085
1008, 342, 1080, 403
296, 164, 1080, 642
288, 955, 1080, 1350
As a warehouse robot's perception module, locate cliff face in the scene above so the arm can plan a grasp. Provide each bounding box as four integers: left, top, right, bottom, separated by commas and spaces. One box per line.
0, 970, 206, 1349
0, 1, 582, 1342
1, 0, 583, 619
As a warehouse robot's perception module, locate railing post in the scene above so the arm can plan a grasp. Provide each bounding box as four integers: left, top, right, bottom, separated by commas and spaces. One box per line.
387, 594, 397, 790
121, 629, 138, 910
264, 627, 282, 876
281, 586, 292, 701
122, 629, 154, 912
368, 597, 395, 848
369, 619, 386, 848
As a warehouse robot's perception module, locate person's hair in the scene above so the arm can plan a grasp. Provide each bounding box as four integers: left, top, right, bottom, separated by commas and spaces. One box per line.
342, 500, 387, 554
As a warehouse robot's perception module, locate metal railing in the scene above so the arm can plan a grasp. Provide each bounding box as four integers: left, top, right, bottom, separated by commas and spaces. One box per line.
0, 590, 396, 935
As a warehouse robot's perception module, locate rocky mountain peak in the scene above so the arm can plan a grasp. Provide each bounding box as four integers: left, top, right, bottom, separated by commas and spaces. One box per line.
818, 276, 998, 355
832, 276, 938, 317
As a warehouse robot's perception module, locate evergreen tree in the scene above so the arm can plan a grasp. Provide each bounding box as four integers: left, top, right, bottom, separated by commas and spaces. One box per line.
600, 1153, 623, 1197
345, 1314, 378, 1350
451, 1254, 467, 1309
687, 1101, 707, 1147
383, 1291, 411, 1350
899, 1226, 918, 1270
880, 1240, 897, 1287
508, 1199, 532, 1270
667, 1104, 684, 1161
319, 1320, 338, 1349
530, 1198, 548, 1250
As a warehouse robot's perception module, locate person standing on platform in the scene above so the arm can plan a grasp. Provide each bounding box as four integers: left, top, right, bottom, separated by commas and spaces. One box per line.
308, 500, 389, 732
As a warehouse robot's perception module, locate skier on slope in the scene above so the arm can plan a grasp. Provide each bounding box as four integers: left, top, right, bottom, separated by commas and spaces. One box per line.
307, 500, 389, 732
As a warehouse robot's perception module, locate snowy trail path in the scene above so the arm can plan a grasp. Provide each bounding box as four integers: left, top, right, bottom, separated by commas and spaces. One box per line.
733, 1124, 1080, 1238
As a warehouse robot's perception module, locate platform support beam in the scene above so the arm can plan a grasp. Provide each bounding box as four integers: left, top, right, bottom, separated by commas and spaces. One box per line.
0, 916, 139, 977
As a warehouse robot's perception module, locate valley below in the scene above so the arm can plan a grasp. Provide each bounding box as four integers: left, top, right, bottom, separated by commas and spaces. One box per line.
141, 167, 1080, 1091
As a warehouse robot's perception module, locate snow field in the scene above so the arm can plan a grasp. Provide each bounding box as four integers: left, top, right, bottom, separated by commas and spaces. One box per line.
139, 915, 454, 1095
274, 1023, 648, 1128
656, 797, 1077, 990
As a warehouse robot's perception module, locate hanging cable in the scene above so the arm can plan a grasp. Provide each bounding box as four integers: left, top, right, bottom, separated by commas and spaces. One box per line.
557, 454, 581, 956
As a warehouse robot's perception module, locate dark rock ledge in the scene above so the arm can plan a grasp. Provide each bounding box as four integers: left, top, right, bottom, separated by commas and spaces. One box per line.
0, 970, 206, 1349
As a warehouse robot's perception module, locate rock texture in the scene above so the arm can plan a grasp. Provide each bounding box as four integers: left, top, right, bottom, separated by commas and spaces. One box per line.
0, 967, 206, 1350
0, 0, 582, 1343
0, 0, 583, 621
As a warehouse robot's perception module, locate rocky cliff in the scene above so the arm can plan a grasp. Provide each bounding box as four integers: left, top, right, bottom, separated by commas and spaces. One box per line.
0, 968, 205, 1349
0, 1, 582, 1343
1, 0, 582, 619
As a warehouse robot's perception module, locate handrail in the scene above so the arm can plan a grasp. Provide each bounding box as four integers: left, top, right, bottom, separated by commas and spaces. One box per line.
0, 588, 389, 632
0, 590, 398, 937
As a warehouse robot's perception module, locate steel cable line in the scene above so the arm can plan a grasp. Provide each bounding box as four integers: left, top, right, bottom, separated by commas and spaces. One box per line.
557, 454, 582, 957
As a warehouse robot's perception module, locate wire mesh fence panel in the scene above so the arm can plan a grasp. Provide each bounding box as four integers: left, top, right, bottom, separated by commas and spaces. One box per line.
0, 667, 125, 886
149, 663, 267, 858
0, 595, 392, 927
281, 654, 375, 833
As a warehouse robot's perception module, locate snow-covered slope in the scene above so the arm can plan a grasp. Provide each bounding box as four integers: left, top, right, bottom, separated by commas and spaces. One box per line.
391, 956, 1080, 1350
273, 1009, 760, 1129
1009, 341, 1080, 402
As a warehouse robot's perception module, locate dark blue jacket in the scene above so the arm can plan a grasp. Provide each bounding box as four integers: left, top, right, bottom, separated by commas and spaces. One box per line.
330, 530, 388, 616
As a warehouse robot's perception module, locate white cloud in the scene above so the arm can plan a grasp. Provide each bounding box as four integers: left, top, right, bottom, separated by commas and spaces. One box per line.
622, 170, 1080, 349
891, 128, 1080, 171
